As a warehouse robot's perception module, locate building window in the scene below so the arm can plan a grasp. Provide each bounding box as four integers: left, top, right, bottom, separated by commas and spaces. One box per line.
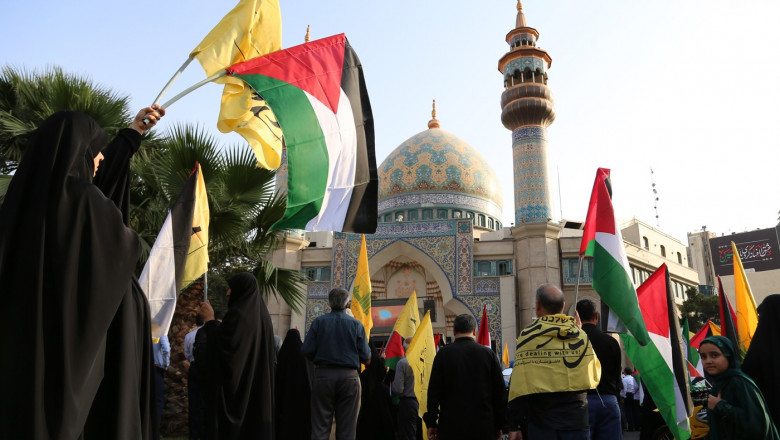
660, 245, 666, 257
643, 236, 649, 249
422, 209, 433, 220
563, 258, 594, 285
383, 214, 392, 223
452, 210, 461, 218
304, 266, 331, 282
677, 252, 683, 264
497, 260, 513, 275
395, 211, 404, 221
437, 209, 448, 219
474, 261, 492, 277
478, 214, 486, 227
488, 218, 494, 229
407, 209, 418, 221
496, 221, 502, 229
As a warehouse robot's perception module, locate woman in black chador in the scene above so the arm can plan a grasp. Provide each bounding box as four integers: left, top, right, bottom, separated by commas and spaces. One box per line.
275, 328, 313, 440
0, 107, 164, 439
198, 272, 277, 439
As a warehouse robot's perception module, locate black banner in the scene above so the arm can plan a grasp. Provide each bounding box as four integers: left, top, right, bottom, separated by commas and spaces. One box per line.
709, 228, 780, 276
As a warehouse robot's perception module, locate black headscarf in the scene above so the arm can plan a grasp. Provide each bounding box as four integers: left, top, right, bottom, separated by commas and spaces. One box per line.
204, 272, 276, 439
0, 111, 153, 439
700, 335, 752, 394
275, 328, 312, 440
742, 294, 780, 428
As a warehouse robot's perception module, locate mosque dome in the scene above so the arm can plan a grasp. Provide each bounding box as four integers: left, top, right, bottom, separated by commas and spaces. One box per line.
377, 103, 504, 230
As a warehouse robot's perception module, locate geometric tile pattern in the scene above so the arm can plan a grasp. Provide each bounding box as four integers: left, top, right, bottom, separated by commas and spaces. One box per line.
503, 56, 547, 76
378, 128, 503, 208
378, 191, 503, 219
474, 277, 500, 295
459, 294, 504, 354
512, 127, 551, 224
305, 219, 475, 325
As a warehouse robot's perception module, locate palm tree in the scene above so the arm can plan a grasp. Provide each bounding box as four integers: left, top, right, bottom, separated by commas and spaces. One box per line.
0, 65, 134, 174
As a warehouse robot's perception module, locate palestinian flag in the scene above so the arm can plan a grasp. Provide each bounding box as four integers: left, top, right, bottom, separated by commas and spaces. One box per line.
226, 33, 377, 233
624, 264, 692, 440
477, 304, 491, 347
717, 276, 740, 355
681, 318, 702, 378
580, 168, 650, 345
383, 293, 420, 370
139, 164, 208, 341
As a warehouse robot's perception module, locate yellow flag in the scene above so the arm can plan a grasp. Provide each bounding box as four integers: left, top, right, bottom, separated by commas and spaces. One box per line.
731, 242, 759, 356
351, 235, 373, 340
502, 342, 509, 368
190, 0, 284, 169
393, 292, 420, 339
406, 311, 435, 439
181, 164, 210, 289
190, 0, 281, 76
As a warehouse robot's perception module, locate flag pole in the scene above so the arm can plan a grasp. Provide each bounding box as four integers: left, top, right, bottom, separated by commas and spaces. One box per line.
573, 255, 584, 312
203, 270, 208, 302
152, 57, 194, 106
161, 70, 228, 110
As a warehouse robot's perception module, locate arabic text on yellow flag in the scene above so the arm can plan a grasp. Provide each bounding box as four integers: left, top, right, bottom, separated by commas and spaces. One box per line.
351, 235, 373, 340
731, 241, 759, 356
190, 0, 284, 169
393, 292, 420, 338
508, 314, 601, 401
502, 342, 510, 368
406, 311, 435, 440
181, 164, 210, 289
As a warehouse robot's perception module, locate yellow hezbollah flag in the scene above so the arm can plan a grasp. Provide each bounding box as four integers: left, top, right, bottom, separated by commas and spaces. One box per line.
181, 164, 210, 289
407, 311, 435, 440
502, 342, 510, 368
351, 235, 373, 340
731, 242, 758, 356
190, 0, 284, 170
508, 314, 601, 401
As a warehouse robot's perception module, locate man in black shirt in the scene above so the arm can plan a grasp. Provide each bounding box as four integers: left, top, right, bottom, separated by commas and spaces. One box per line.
423, 314, 506, 440
577, 298, 623, 439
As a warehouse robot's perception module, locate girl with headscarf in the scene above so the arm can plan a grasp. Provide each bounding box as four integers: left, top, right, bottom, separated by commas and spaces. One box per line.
198, 272, 276, 439
742, 294, 780, 429
275, 328, 313, 440
0, 107, 164, 439
699, 335, 780, 440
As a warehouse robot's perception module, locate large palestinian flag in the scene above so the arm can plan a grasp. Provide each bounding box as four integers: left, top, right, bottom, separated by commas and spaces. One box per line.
226, 33, 377, 233
624, 264, 692, 440
579, 168, 650, 345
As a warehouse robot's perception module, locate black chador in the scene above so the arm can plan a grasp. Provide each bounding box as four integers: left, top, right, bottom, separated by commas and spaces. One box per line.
0, 112, 154, 439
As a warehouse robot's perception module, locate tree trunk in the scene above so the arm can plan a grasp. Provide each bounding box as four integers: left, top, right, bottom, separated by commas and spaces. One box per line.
162, 278, 204, 437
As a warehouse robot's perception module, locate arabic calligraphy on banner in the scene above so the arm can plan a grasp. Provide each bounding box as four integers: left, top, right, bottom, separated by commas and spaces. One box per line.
709, 228, 780, 276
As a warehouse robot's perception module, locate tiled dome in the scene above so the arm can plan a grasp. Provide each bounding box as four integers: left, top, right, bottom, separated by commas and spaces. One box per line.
377, 122, 503, 227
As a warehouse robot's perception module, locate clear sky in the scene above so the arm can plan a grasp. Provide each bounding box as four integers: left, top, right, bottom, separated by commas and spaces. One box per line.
2, 1, 778, 242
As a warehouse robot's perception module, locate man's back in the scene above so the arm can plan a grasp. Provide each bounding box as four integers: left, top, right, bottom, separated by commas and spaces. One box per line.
582, 323, 621, 395
424, 337, 506, 440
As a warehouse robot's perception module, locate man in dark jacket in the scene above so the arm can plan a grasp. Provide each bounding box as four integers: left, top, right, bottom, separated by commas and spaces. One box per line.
577, 298, 623, 439
423, 314, 506, 440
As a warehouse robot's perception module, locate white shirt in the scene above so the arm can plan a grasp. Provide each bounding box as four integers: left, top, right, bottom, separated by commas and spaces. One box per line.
184, 326, 202, 363
621, 374, 637, 397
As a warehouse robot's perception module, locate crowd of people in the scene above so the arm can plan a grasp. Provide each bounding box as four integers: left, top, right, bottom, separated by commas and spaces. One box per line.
0, 109, 779, 440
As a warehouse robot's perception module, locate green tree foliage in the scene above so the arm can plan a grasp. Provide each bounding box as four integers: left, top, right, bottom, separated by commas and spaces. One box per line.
680, 287, 720, 331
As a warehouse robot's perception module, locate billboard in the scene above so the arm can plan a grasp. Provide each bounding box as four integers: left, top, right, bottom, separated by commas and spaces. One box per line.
370, 298, 412, 334
709, 228, 780, 276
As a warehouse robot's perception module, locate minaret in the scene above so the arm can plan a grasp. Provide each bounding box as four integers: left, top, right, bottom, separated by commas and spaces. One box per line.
498, 1, 555, 225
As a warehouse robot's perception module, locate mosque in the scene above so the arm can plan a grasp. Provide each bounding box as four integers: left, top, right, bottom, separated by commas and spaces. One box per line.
267, 1, 701, 352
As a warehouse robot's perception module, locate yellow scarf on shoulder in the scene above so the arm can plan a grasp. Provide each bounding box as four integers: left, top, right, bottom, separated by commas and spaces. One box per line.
508, 314, 601, 401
